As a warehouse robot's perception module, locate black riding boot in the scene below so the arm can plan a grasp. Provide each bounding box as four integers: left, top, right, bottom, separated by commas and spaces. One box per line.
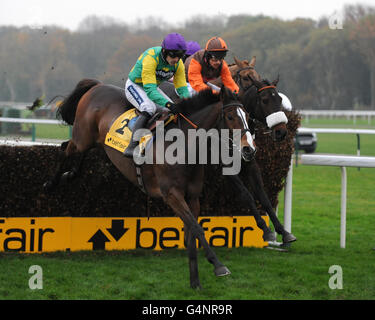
123, 112, 150, 158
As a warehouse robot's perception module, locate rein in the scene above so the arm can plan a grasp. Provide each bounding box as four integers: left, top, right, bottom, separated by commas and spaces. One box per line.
177, 112, 198, 129
171, 98, 251, 158
177, 101, 244, 130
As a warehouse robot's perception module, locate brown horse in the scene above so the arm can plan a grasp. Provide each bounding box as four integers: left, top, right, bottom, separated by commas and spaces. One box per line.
222, 56, 296, 243
162, 57, 296, 244
45, 79, 254, 289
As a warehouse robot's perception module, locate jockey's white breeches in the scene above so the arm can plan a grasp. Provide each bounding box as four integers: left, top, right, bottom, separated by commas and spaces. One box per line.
125, 79, 172, 116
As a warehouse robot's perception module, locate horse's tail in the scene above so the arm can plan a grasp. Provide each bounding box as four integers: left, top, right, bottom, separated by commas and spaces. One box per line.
57, 78, 101, 125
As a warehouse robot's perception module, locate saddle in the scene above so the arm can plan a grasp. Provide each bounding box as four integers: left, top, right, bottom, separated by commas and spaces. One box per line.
104, 108, 176, 154
135, 109, 174, 132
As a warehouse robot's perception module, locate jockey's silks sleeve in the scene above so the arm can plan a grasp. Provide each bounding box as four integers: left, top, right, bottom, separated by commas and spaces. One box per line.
188, 58, 211, 92
173, 60, 190, 99
141, 54, 170, 106
220, 61, 239, 93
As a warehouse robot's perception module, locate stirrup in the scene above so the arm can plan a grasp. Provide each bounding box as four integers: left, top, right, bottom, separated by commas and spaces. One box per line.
123, 142, 138, 158
123, 149, 132, 158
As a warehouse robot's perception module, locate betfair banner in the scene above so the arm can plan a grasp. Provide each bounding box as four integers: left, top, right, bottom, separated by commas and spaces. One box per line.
0, 216, 268, 253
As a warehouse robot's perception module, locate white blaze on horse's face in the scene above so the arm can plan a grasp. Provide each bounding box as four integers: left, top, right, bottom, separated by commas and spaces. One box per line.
237, 107, 256, 151
265, 111, 288, 128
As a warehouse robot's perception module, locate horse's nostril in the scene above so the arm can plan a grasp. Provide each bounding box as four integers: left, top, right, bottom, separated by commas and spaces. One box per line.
275, 129, 287, 141
243, 146, 252, 153
242, 146, 256, 161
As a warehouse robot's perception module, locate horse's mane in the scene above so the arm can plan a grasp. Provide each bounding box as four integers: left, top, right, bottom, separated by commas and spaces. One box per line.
176, 89, 220, 117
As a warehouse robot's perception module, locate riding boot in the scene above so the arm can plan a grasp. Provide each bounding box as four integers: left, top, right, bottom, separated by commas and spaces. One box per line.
123, 111, 150, 158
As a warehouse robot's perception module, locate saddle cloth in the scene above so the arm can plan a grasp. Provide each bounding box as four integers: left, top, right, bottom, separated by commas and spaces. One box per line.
105, 108, 175, 154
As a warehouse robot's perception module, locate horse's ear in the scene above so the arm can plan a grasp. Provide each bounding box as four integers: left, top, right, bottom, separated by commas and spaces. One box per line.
233, 56, 244, 68
249, 56, 256, 68
272, 74, 280, 86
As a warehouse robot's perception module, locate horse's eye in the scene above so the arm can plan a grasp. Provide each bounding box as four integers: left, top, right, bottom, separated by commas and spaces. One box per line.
262, 98, 269, 105
227, 114, 234, 120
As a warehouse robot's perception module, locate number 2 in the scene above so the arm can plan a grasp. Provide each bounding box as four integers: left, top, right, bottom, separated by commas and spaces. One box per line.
115, 119, 129, 135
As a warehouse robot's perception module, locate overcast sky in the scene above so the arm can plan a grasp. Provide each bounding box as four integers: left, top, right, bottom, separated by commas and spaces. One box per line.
0, 0, 373, 30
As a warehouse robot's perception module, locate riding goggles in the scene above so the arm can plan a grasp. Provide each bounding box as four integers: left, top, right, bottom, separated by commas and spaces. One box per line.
166, 50, 186, 59
207, 51, 227, 61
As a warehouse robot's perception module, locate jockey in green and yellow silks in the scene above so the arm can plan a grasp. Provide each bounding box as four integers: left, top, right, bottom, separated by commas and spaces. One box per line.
124, 33, 190, 158
128, 46, 189, 108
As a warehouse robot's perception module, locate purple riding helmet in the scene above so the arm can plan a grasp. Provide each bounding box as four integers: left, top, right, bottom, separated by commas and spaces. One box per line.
162, 33, 187, 51
186, 41, 201, 56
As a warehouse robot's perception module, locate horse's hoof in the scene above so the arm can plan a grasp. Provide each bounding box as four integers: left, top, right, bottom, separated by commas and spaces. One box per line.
191, 282, 202, 290
43, 181, 55, 192
282, 232, 297, 243
61, 171, 75, 183
263, 231, 276, 242
215, 266, 231, 277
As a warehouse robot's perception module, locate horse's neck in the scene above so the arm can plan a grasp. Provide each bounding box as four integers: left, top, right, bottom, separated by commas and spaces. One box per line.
185, 103, 221, 131
239, 89, 257, 120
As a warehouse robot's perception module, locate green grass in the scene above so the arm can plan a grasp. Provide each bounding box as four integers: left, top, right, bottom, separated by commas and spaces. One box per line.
1, 117, 375, 300
1, 224, 374, 300
1, 124, 70, 141
32, 124, 71, 140
313, 133, 375, 156
301, 116, 375, 128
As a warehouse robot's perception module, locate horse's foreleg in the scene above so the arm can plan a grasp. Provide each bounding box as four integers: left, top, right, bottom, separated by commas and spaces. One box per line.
247, 162, 297, 243
184, 221, 200, 289
253, 186, 297, 243
43, 155, 68, 192
44, 140, 83, 192
185, 197, 201, 289
60, 149, 86, 183
226, 174, 275, 242
164, 188, 230, 283
43, 141, 72, 191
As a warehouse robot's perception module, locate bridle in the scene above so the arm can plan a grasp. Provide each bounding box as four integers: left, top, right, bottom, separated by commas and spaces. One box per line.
233, 66, 278, 132
217, 101, 252, 143
233, 66, 256, 92
234, 65, 277, 95
176, 99, 252, 156
176, 100, 249, 137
